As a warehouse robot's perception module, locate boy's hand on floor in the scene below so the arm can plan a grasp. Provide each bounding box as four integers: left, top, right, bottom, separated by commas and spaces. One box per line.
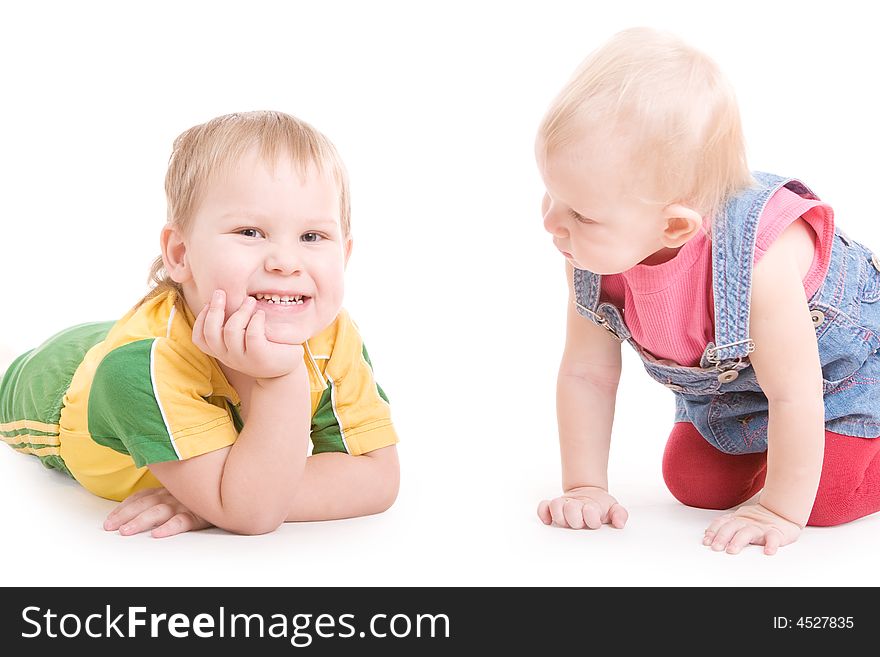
104, 487, 212, 538
537, 486, 628, 529
703, 503, 802, 555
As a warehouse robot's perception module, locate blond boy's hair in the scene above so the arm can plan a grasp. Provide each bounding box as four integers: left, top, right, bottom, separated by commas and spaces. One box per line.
538, 27, 753, 218
143, 110, 351, 303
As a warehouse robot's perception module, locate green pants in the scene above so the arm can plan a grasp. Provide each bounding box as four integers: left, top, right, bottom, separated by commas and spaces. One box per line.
0, 322, 113, 475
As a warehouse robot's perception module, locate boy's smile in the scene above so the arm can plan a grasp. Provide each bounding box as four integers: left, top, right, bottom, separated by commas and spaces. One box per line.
166, 146, 351, 350
251, 291, 313, 316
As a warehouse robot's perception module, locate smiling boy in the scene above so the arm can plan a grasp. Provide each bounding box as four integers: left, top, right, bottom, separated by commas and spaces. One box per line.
0, 111, 399, 536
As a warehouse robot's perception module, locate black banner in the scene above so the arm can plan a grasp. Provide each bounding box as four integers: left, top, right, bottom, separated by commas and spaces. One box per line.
0, 587, 866, 653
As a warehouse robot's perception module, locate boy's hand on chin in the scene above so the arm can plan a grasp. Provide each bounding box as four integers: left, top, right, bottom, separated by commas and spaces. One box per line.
192, 289, 304, 380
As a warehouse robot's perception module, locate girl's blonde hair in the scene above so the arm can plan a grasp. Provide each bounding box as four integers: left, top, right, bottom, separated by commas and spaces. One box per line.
538, 27, 753, 218
142, 110, 351, 304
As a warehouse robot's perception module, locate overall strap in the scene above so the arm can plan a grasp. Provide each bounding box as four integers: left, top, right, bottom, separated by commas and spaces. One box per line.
572, 267, 626, 339
572, 267, 601, 320
708, 172, 792, 364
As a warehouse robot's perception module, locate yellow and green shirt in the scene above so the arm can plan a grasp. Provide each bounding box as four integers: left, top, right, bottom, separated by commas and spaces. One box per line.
0, 290, 397, 501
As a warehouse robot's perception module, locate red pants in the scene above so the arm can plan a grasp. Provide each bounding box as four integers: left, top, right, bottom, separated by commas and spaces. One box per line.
662, 422, 880, 526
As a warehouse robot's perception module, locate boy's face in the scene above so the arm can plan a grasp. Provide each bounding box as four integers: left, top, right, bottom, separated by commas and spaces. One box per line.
536, 139, 672, 275
174, 148, 350, 346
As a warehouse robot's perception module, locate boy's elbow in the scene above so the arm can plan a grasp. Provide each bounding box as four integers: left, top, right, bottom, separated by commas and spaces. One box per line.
376, 470, 400, 512
226, 518, 283, 536
367, 449, 400, 514
216, 508, 287, 536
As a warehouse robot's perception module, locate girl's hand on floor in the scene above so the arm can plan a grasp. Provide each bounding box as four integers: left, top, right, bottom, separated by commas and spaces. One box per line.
103, 487, 213, 538
703, 503, 802, 555
537, 486, 628, 529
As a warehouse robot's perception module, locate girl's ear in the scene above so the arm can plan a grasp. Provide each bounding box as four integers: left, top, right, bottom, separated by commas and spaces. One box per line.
160, 223, 191, 284
661, 204, 703, 248
343, 236, 353, 268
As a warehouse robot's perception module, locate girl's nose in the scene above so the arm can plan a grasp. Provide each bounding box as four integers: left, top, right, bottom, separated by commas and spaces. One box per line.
543, 207, 568, 238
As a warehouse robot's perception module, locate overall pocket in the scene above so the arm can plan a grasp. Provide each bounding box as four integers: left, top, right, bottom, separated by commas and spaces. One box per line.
811, 302, 879, 391
857, 244, 880, 303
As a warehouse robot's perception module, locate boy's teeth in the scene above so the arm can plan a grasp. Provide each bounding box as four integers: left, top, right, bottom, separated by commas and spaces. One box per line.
253, 293, 305, 304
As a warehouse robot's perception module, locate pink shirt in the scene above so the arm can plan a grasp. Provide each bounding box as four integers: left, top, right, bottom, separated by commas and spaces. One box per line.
600, 186, 835, 367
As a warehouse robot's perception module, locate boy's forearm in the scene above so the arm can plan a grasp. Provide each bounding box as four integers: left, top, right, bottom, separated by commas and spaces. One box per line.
759, 398, 825, 527
218, 373, 311, 530
557, 371, 617, 491
284, 448, 400, 521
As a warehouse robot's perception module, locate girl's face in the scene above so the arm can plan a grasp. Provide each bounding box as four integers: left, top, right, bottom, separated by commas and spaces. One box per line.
171, 147, 350, 347
537, 140, 672, 275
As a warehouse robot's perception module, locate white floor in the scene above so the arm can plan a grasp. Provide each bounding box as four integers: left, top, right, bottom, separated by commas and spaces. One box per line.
4, 347, 877, 588
3, 0, 880, 588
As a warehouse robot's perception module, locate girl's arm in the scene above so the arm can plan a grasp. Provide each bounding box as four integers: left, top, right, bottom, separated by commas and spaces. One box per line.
751, 218, 826, 525
538, 260, 628, 530
705, 218, 825, 554
557, 261, 623, 492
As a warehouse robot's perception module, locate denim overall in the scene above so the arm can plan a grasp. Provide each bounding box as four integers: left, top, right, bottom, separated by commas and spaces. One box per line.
573, 172, 880, 454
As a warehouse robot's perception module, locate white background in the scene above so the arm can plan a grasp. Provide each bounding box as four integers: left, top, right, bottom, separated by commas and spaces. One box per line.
2, 0, 879, 586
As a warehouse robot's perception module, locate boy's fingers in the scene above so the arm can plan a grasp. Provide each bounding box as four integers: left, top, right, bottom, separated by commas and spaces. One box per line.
245, 310, 268, 356
202, 290, 227, 355
118, 504, 175, 536
223, 296, 256, 354
112, 495, 169, 529
105, 488, 157, 519
152, 513, 195, 539
104, 489, 165, 529
104, 510, 134, 531
191, 305, 208, 351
